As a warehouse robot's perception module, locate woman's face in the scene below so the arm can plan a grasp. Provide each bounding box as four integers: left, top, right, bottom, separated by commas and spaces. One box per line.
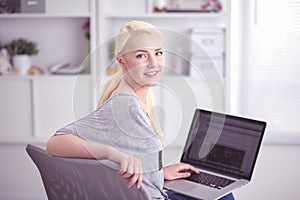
118, 33, 165, 89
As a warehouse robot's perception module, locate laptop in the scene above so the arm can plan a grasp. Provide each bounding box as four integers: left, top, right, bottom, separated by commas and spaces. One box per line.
164, 109, 266, 200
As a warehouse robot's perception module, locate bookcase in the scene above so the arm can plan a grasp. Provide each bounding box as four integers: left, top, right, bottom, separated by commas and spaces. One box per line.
0, 0, 96, 143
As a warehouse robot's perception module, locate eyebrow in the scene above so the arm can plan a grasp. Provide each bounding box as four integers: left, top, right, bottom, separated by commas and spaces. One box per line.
132, 48, 162, 54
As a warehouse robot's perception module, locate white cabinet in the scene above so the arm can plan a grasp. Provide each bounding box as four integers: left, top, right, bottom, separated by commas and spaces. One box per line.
0, 76, 91, 143
189, 28, 225, 77
32, 76, 91, 138
159, 77, 201, 147
159, 77, 225, 147
190, 28, 225, 53
189, 53, 224, 78
0, 78, 33, 138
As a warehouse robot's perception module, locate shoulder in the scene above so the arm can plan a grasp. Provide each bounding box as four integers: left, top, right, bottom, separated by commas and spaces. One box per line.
98, 93, 140, 115
109, 93, 144, 116
108, 93, 154, 133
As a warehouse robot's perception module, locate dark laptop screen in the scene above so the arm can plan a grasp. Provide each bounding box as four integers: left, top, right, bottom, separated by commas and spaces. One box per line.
181, 109, 266, 180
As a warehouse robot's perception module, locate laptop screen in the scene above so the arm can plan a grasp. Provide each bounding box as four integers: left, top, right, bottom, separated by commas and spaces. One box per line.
181, 109, 266, 180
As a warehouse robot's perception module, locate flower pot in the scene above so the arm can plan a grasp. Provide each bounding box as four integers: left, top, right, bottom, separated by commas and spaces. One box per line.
12, 54, 31, 75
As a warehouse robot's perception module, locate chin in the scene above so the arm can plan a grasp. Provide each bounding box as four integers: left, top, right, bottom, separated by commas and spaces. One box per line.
139, 80, 158, 88
139, 76, 161, 87
146, 82, 159, 87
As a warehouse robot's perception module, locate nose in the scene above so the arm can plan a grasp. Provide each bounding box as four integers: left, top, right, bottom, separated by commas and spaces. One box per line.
147, 54, 157, 68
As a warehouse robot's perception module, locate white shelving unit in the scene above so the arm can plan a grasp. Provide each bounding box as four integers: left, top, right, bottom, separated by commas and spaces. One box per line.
96, 0, 232, 147
104, 12, 227, 20
0, 0, 96, 144
0, 13, 91, 18
0, 75, 92, 144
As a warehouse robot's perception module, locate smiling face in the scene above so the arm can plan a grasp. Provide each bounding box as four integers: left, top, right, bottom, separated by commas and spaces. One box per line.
117, 33, 165, 89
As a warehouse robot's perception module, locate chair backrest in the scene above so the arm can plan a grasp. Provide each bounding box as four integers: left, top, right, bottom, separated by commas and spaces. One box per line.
26, 144, 152, 200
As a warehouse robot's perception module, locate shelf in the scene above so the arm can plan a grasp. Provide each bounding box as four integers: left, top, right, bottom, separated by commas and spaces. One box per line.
0, 137, 48, 144
162, 75, 226, 84
98, 72, 221, 87
0, 74, 92, 80
104, 12, 227, 19
0, 13, 91, 19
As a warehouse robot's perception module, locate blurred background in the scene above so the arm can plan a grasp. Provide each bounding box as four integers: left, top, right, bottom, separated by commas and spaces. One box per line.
0, 0, 299, 199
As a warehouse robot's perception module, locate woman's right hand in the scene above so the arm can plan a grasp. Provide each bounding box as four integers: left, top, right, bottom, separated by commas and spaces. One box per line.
107, 147, 145, 189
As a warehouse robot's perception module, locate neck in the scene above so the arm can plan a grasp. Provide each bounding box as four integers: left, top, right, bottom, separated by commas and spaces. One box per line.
114, 78, 149, 109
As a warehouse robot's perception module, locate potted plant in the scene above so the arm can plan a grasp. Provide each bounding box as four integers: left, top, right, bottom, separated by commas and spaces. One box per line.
5, 38, 39, 75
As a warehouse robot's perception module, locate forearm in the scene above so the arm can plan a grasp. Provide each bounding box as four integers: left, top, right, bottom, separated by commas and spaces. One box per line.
82, 138, 116, 160
46, 133, 145, 189
46, 134, 112, 160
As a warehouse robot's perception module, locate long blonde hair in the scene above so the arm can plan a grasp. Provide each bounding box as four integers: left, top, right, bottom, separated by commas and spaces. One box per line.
98, 20, 164, 140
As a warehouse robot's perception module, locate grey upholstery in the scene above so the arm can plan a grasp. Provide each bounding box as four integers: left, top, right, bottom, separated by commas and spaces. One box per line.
26, 144, 152, 200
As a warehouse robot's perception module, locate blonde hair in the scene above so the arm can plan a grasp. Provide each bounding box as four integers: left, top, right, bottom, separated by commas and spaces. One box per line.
98, 20, 164, 140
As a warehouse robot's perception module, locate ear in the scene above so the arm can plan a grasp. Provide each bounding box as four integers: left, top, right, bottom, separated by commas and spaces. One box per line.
117, 55, 124, 66
117, 55, 128, 71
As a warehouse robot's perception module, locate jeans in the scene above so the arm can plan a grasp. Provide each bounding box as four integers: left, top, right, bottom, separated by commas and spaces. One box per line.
166, 190, 235, 200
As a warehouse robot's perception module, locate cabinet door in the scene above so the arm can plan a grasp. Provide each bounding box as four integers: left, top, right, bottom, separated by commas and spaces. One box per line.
160, 77, 223, 148
33, 77, 91, 138
0, 78, 32, 138
160, 78, 201, 147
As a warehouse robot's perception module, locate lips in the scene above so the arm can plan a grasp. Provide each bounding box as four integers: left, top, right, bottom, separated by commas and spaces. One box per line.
144, 70, 160, 76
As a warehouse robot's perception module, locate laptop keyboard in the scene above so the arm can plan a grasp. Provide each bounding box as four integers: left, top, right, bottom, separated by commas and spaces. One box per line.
186, 171, 235, 189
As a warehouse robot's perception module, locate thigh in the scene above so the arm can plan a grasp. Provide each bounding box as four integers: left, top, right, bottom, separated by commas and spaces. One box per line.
166, 190, 235, 200
219, 193, 235, 200
166, 190, 198, 200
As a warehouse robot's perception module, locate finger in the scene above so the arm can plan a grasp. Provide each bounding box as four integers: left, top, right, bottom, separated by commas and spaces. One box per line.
118, 169, 130, 177
120, 172, 132, 179
118, 157, 135, 175
136, 174, 144, 189
176, 163, 189, 170
179, 172, 192, 178
179, 164, 199, 174
117, 169, 126, 175
120, 161, 140, 179
118, 164, 131, 177
187, 164, 200, 174
127, 174, 139, 188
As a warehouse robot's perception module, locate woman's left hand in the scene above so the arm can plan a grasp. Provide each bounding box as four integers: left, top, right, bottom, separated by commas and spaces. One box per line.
163, 163, 200, 181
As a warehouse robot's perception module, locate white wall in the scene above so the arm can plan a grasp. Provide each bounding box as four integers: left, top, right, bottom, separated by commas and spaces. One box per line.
0, 144, 47, 200
233, 144, 300, 200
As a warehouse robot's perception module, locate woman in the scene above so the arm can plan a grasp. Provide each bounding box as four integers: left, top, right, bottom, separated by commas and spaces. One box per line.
46, 20, 234, 200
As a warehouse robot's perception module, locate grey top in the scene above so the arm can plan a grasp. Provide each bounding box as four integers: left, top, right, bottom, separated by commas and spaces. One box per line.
55, 93, 167, 199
